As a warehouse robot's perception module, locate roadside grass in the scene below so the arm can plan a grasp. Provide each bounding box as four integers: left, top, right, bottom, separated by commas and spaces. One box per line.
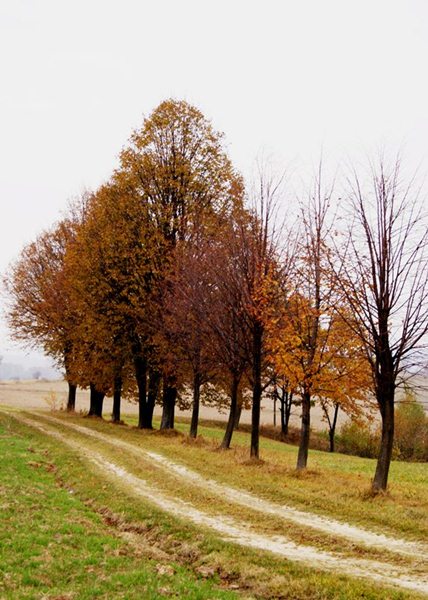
0, 413, 240, 600
2, 411, 424, 600
52, 411, 428, 543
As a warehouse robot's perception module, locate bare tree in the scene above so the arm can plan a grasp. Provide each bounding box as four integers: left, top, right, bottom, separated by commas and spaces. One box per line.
338, 155, 428, 491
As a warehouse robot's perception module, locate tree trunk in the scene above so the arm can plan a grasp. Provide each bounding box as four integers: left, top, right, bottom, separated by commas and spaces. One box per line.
88, 383, 97, 416
160, 381, 176, 430
296, 390, 311, 470
64, 345, 75, 412
233, 397, 242, 430
66, 382, 76, 412
89, 383, 104, 417
221, 375, 239, 449
189, 372, 201, 438
372, 388, 395, 492
146, 369, 161, 429
134, 355, 148, 429
112, 376, 122, 423
284, 391, 293, 436
328, 403, 340, 453
250, 325, 263, 459
280, 394, 286, 435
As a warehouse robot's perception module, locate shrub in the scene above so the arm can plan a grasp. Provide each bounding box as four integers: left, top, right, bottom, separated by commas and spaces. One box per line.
394, 399, 428, 461
337, 420, 379, 458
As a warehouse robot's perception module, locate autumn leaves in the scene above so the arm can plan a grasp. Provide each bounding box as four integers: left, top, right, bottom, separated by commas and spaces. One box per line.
5, 100, 428, 492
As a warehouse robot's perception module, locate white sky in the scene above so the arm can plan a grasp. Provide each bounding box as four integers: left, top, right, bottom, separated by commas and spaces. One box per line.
1, 0, 428, 363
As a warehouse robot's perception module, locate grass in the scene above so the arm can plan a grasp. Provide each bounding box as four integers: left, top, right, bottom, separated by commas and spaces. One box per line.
0, 413, 240, 600
1, 409, 426, 599
74, 412, 428, 541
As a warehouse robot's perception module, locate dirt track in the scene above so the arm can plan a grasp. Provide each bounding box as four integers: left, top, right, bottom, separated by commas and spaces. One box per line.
7, 410, 428, 596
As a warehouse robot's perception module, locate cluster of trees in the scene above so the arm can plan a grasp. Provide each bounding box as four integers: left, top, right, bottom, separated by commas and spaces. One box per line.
5, 99, 428, 492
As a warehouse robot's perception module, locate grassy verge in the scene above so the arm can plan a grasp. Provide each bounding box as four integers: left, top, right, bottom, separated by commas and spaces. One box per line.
1, 410, 426, 599
0, 413, 240, 600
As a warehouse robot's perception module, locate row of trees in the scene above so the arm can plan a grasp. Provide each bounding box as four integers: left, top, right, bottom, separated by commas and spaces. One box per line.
5, 99, 428, 492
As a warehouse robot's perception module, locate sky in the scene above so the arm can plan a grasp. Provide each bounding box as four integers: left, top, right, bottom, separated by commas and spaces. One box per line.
1, 0, 428, 366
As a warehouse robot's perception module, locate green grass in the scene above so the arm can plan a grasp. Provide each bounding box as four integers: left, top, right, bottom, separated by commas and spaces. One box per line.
0, 413, 240, 600
1, 409, 426, 599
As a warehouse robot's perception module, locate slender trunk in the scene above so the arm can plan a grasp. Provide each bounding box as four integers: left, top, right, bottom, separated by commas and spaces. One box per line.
189, 372, 201, 438
64, 345, 75, 412
280, 394, 286, 435
284, 392, 293, 435
233, 396, 242, 430
112, 376, 122, 423
250, 325, 263, 459
296, 390, 311, 470
221, 375, 239, 449
66, 382, 77, 412
146, 369, 161, 429
329, 403, 340, 453
134, 355, 148, 429
372, 387, 395, 492
160, 381, 176, 430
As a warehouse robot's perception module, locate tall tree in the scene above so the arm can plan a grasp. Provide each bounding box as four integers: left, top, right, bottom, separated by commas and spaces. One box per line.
117, 99, 242, 429
65, 182, 159, 424
337, 156, 428, 491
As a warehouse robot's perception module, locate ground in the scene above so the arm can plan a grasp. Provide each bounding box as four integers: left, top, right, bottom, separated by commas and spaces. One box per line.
1, 380, 427, 599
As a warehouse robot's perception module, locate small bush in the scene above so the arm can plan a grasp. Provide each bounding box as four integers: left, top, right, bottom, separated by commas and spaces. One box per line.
394, 400, 428, 461
43, 390, 64, 411
337, 420, 379, 458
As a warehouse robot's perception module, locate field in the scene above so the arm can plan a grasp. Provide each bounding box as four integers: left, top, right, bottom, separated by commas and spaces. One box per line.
0, 382, 427, 599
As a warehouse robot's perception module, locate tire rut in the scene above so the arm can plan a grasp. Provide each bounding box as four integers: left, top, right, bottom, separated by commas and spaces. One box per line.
8, 411, 428, 596
39, 413, 428, 560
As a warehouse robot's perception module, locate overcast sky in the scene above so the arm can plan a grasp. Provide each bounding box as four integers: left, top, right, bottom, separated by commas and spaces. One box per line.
1, 0, 428, 364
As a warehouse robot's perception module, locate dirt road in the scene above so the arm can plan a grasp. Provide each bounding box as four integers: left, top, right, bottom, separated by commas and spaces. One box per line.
7, 409, 428, 596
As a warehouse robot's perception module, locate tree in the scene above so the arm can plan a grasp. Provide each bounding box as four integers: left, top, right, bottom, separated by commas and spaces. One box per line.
269, 374, 297, 436
64, 181, 159, 425
198, 206, 251, 449
4, 216, 83, 411
117, 99, 242, 429
337, 155, 428, 491
264, 173, 340, 469
163, 238, 218, 438
218, 175, 283, 459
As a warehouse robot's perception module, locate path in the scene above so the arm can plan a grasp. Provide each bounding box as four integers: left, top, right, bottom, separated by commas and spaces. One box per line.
8, 411, 428, 596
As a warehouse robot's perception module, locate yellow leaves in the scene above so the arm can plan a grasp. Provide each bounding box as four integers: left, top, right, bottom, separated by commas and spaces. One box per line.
263, 281, 372, 411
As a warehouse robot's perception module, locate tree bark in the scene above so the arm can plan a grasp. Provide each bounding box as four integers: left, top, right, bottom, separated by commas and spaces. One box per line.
328, 403, 340, 453
160, 381, 176, 429
189, 372, 201, 438
250, 325, 263, 459
89, 383, 104, 417
221, 375, 239, 449
134, 355, 148, 429
112, 376, 122, 423
146, 369, 161, 429
66, 382, 76, 412
64, 345, 75, 412
372, 386, 395, 492
297, 390, 311, 470
233, 396, 242, 430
